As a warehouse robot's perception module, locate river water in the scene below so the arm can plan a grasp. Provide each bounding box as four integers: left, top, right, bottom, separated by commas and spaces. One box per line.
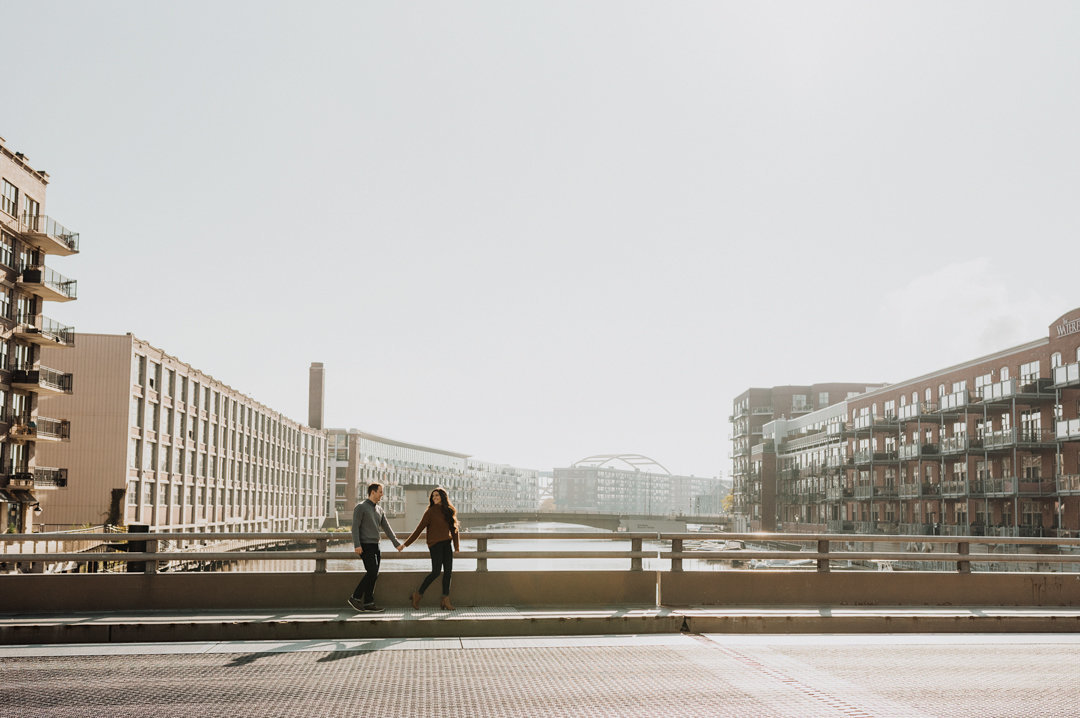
218, 522, 733, 573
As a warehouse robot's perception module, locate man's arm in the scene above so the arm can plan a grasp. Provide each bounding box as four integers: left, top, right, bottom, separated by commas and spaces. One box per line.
380, 511, 401, 548
352, 502, 366, 555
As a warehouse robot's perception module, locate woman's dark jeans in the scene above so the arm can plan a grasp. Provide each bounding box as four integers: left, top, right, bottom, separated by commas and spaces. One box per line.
418, 539, 453, 596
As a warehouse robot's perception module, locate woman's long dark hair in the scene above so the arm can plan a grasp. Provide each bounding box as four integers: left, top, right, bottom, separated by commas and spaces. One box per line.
430, 487, 459, 534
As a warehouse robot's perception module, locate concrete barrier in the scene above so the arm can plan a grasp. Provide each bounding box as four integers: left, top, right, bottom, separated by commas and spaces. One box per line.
0, 570, 659, 612
659, 571, 1080, 607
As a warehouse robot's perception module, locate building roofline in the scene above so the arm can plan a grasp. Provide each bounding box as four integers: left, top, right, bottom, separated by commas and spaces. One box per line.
854, 337, 1048, 402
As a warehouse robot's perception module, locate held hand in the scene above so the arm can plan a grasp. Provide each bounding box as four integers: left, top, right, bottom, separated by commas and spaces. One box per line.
396, 545, 404, 552
354, 547, 363, 556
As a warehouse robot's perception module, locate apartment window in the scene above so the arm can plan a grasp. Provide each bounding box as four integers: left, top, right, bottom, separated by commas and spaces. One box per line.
148, 362, 160, 391
1000, 366, 1010, 381
127, 481, 138, 505
192, 382, 200, 407
951, 380, 967, 393
0, 232, 13, 268
164, 368, 173, 397
172, 446, 182, 473
158, 482, 168, 504
180, 376, 188, 403
130, 397, 143, 429
1020, 360, 1040, 385
204, 386, 211, 411
924, 388, 932, 403
142, 443, 155, 471
143, 482, 153, 504
159, 446, 169, 472
129, 439, 139, 468
1, 180, 17, 217
22, 195, 39, 220
173, 484, 182, 505
1051, 352, 1062, 369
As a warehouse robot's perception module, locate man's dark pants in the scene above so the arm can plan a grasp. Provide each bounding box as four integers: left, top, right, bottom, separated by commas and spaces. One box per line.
352, 543, 381, 604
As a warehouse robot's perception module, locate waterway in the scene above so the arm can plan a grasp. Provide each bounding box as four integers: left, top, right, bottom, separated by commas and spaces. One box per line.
217, 522, 734, 573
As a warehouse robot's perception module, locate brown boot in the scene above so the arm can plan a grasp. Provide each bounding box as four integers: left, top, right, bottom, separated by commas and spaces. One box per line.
410, 592, 422, 610
440, 595, 454, 611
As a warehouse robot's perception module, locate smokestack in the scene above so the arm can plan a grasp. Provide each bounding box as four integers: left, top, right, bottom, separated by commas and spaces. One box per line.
308, 362, 325, 429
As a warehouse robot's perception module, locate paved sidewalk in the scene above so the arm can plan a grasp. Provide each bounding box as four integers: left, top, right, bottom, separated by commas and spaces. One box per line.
3, 633, 1079, 717
2, 604, 1079, 644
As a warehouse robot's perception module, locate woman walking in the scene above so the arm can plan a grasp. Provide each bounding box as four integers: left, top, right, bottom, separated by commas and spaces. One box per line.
398, 487, 460, 610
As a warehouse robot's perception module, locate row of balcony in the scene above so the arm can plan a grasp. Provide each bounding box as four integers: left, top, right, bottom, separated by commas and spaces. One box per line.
824, 520, 1052, 537
818, 476, 1061, 501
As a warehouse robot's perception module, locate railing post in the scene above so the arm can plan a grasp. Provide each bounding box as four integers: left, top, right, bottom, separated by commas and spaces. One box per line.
144, 538, 158, 575
476, 538, 487, 572
817, 539, 830, 573
315, 538, 327, 574
127, 523, 148, 573
670, 538, 682, 572
957, 541, 971, 573
631, 537, 642, 571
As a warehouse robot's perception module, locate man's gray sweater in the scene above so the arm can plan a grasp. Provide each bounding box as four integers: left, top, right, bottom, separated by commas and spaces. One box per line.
351, 499, 401, 548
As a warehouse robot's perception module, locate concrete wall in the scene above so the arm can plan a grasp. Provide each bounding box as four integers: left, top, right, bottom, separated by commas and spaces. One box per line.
4, 570, 1080, 613
659, 571, 1080, 607
0, 570, 658, 612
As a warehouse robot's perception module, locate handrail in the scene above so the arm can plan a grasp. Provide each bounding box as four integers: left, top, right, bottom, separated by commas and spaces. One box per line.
3, 532, 1078, 576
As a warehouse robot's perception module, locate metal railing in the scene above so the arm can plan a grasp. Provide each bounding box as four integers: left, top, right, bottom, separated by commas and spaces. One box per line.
2, 531, 1078, 575
11, 366, 73, 393
19, 265, 77, 299
19, 213, 80, 252
14, 312, 76, 346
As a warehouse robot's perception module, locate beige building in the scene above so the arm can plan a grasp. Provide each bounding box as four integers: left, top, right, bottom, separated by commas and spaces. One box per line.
0, 136, 79, 532
36, 334, 327, 532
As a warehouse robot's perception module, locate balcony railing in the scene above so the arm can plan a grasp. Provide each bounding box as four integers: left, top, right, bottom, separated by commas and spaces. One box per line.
8, 415, 71, 441
898, 403, 937, 422
19, 265, 77, 301
10, 366, 73, 394
19, 213, 80, 254
1058, 474, 1080, 493
1053, 362, 1080, 388
1057, 419, 1080, 441
33, 466, 68, 488
941, 480, 967, 496
939, 435, 971, 454
939, 391, 971, 412
14, 312, 75, 347
977, 378, 1017, 402
751, 406, 773, 415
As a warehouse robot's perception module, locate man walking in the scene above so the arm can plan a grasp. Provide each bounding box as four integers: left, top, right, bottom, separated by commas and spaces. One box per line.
349, 482, 401, 612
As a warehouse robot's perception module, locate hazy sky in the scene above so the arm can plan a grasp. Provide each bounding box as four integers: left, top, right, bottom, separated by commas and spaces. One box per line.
3, 2, 1078, 477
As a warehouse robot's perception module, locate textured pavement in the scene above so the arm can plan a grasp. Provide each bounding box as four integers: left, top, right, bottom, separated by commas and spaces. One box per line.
3, 634, 1078, 717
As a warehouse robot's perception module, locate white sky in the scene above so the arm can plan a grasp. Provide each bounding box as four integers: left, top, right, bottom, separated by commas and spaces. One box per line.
3, 2, 1078, 477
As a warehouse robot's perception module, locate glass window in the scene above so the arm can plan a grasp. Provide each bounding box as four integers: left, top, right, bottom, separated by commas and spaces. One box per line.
1, 179, 17, 217
0, 232, 13, 269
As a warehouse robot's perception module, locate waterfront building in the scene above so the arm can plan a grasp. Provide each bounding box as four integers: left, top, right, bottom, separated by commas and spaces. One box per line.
553, 454, 723, 516
730, 383, 884, 531
34, 334, 327, 532
467, 459, 539, 512
325, 427, 541, 526
733, 308, 1080, 539
0, 137, 79, 532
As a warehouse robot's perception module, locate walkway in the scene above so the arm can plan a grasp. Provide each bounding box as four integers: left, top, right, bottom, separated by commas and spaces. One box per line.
4, 633, 1078, 717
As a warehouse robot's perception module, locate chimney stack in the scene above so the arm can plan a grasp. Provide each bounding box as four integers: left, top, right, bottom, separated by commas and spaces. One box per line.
308, 362, 325, 429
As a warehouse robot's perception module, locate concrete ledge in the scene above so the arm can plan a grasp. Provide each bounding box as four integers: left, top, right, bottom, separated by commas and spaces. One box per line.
0, 571, 658, 612
660, 571, 1080, 607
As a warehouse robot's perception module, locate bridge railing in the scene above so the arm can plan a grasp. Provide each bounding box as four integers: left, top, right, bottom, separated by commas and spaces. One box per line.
2, 531, 1079, 575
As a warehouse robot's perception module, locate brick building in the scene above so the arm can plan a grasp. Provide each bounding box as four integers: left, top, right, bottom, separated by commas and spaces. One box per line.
0, 137, 79, 532
734, 308, 1080, 538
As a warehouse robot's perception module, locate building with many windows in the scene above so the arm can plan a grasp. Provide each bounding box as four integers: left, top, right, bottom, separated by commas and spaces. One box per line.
0, 137, 79, 532
325, 427, 541, 529
730, 383, 884, 531
554, 454, 723, 517
732, 308, 1080, 539
35, 334, 327, 532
